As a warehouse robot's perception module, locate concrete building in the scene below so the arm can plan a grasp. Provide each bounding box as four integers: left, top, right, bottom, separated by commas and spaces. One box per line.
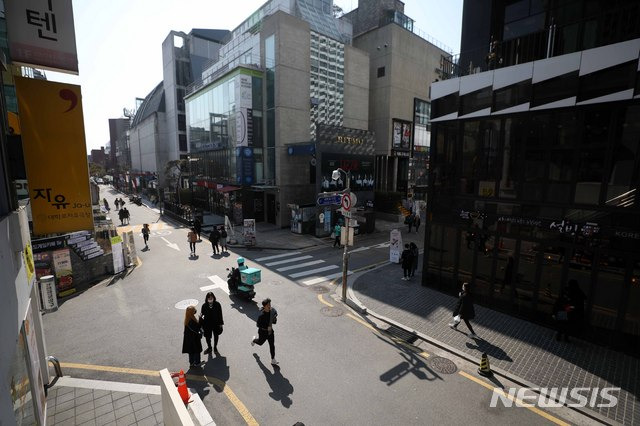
89, 147, 108, 169
108, 118, 130, 171
128, 29, 229, 189
186, 0, 371, 228
344, 0, 452, 197
425, 0, 640, 352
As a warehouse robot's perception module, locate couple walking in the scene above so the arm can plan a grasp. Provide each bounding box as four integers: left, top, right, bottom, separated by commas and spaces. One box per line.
209, 226, 228, 255
400, 242, 419, 280
182, 297, 280, 368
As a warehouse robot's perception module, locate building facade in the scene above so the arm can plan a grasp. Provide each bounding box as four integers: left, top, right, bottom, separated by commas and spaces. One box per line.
344, 0, 451, 198
186, 0, 370, 227
425, 1, 640, 352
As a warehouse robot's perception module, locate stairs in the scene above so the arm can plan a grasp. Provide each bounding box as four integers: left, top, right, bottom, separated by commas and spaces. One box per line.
67, 230, 104, 260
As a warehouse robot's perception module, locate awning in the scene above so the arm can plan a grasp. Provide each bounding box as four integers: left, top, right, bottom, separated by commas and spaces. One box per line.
194, 180, 240, 192
217, 185, 241, 193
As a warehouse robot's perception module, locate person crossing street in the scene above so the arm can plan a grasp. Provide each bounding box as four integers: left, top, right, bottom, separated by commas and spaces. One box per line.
251, 298, 279, 365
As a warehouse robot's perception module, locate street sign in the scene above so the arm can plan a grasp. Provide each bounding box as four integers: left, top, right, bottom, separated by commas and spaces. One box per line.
317, 194, 342, 206
342, 210, 352, 218
341, 193, 352, 211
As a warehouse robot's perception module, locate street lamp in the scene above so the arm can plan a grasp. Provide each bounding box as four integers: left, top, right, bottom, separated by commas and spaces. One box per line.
332, 168, 350, 302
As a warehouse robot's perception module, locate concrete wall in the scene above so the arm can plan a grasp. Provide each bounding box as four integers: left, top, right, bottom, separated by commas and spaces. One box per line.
343, 45, 370, 130
346, 0, 405, 37
129, 113, 166, 175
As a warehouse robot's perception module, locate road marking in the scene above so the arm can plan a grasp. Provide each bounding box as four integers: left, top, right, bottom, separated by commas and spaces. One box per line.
276, 260, 324, 272
352, 260, 390, 273
303, 270, 353, 286
265, 255, 312, 266
161, 236, 180, 251
202, 275, 229, 294
254, 251, 301, 262
317, 294, 333, 307
58, 362, 257, 426
458, 371, 570, 426
289, 265, 339, 278
54, 377, 160, 395
346, 313, 376, 331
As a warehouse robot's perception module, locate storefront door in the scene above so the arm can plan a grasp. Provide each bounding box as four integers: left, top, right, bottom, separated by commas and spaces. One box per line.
267, 193, 276, 224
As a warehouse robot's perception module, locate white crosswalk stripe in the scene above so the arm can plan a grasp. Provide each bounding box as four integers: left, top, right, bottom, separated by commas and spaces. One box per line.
254, 251, 301, 262
289, 265, 339, 278
276, 259, 324, 272
302, 270, 353, 286
265, 255, 313, 266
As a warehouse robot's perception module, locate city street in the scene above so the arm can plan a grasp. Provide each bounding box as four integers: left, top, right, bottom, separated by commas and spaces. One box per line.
38, 186, 592, 425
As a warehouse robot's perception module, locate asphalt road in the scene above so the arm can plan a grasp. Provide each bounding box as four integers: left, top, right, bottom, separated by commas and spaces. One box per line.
41, 186, 589, 425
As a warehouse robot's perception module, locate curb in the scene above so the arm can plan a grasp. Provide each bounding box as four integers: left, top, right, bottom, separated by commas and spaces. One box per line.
343, 264, 617, 426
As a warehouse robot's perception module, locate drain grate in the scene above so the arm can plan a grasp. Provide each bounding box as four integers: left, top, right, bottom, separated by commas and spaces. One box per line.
320, 306, 344, 317
309, 285, 329, 294
385, 325, 418, 344
428, 356, 458, 374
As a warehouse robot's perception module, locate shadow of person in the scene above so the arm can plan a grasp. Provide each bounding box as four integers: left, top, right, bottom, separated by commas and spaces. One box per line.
189, 254, 199, 260
253, 354, 294, 408
201, 355, 230, 395
465, 338, 513, 362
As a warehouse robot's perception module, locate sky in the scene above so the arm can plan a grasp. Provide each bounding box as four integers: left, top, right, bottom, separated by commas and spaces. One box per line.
48, 0, 463, 153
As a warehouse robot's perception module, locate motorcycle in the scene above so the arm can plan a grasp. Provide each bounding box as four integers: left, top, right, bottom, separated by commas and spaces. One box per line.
226, 257, 259, 300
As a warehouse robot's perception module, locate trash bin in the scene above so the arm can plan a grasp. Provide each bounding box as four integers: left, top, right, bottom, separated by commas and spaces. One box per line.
364, 211, 376, 233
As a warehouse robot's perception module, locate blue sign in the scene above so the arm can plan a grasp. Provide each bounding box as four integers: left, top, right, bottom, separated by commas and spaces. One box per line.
317, 194, 342, 206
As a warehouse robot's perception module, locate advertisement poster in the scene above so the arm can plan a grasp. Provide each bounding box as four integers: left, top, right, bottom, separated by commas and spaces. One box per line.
320, 154, 375, 192
243, 219, 256, 246
392, 119, 412, 150
389, 229, 403, 263
16, 77, 93, 235
53, 248, 74, 297
235, 74, 253, 147
33, 252, 53, 281
111, 235, 125, 274
392, 121, 402, 148
23, 300, 46, 425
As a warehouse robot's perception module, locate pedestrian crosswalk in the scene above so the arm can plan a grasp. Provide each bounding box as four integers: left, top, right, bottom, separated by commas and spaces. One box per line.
251, 251, 352, 286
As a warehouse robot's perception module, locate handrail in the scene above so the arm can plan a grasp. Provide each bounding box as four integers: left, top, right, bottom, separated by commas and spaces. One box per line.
47, 355, 63, 378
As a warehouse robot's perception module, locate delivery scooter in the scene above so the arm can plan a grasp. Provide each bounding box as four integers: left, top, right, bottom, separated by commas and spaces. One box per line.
226, 257, 260, 300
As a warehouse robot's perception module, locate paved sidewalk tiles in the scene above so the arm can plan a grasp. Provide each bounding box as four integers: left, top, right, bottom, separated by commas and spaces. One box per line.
353, 263, 638, 426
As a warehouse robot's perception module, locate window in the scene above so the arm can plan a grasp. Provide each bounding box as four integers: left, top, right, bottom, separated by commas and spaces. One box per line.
493, 80, 531, 111
531, 71, 579, 108
178, 114, 186, 132
460, 86, 492, 116
179, 134, 187, 151
578, 60, 637, 102
377, 66, 385, 78
432, 92, 458, 118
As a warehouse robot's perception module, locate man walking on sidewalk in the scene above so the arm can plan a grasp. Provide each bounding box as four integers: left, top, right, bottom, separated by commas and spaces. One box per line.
449, 282, 478, 337
251, 298, 279, 365
400, 244, 413, 280
209, 227, 220, 256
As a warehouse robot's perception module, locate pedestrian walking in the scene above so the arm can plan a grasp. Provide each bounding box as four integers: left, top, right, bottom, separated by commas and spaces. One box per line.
414, 214, 421, 232
400, 244, 413, 280
220, 226, 228, 252
103, 198, 110, 211
409, 242, 419, 277
114, 198, 120, 210
119, 198, 125, 209
200, 292, 223, 355
333, 223, 342, 248
553, 287, 573, 342
193, 218, 202, 241
182, 306, 203, 368
209, 227, 220, 255
449, 282, 478, 337
123, 207, 130, 225
251, 298, 279, 365
118, 208, 125, 226
188, 228, 198, 256
141, 223, 150, 248
405, 213, 414, 233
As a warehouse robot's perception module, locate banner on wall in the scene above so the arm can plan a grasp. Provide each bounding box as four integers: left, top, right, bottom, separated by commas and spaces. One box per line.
6, 0, 79, 73
16, 77, 93, 235
52, 248, 74, 297
392, 119, 412, 150
235, 74, 253, 147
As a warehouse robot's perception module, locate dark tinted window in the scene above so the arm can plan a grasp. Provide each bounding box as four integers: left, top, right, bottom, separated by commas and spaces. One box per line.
179, 134, 187, 151
460, 86, 492, 116
377, 66, 385, 78
432, 92, 459, 118
493, 80, 531, 111
578, 60, 637, 102
178, 114, 186, 131
531, 71, 579, 107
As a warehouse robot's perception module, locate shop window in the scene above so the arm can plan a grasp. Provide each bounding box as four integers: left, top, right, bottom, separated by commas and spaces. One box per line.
575, 110, 610, 205
428, 225, 458, 290
578, 60, 637, 102
622, 262, 640, 352
531, 71, 579, 108
590, 254, 627, 342
460, 121, 479, 195
493, 237, 517, 308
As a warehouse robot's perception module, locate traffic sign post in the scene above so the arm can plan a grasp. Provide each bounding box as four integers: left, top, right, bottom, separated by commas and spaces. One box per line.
317, 193, 342, 206
341, 193, 352, 211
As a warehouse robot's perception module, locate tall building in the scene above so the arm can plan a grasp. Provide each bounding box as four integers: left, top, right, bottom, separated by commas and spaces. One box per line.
185, 0, 371, 227
128, 29, 229, 188
425, 0, 640, 352
344, 0, 451, 197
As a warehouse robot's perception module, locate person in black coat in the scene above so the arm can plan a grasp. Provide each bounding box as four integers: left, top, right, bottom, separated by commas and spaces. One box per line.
182, 306, 203, 367
409, 242, 419, 277
251, 298, 279, 365
449, 282, 478, 337
200, 292, 224, 355
553, 287, 573, 342
209, 227, 221, 255
400, 244, 413, 280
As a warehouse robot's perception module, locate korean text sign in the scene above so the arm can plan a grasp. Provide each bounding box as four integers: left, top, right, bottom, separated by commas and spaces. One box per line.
16, 77, 93, 235
6, 0, 79, 74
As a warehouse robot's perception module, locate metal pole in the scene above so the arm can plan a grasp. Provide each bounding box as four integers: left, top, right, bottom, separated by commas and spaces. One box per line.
342, 170, 350, 302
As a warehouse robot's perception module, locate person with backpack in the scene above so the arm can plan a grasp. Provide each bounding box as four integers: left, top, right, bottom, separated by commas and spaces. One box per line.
220, 226, 228, 252
209, 227, 220, 255
251, 298, 279, 365
118, 208, 126, 226
141, 223, 150, 248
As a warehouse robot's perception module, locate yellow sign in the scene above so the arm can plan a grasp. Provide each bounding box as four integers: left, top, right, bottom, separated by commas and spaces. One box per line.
110, 235, 123, 245
23, 243, 35, 284
16, 77, 93, 235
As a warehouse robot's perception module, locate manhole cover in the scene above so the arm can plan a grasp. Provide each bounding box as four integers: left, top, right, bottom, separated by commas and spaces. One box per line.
310, 285, 329, 294
175, 299, 199, 310
428, 356, 457, 374
320, 306, 344, 317
385, 325, 418, 344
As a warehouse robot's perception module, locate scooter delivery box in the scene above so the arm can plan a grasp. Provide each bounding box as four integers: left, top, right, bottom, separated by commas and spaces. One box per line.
240, 267, 261, 285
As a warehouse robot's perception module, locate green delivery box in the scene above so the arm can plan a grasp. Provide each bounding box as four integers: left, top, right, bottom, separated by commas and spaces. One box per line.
240, 267, 261, 285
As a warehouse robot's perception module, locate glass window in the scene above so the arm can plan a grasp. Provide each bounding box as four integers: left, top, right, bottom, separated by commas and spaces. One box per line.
531, 72, 579, 108
578, 60, 637, 102
493, 80, 531, 111
498, 118, 521, 199
493, 237, 517, 308
503, 12, 546, 40
432, 92, 458, 118
427, 225, 458, 291
606, 105, 640, 206
504, 0, 529, 23
623, 262, 640, 350
590, 255, 627, 338
460, 122, 479, 195
178, 114, 186, 132
575, 110, 609, 205
377, 66, 385, 78
460, 86, 492, 116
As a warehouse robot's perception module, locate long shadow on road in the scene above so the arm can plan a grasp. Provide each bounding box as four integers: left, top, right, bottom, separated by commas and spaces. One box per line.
253, 354, 294, 408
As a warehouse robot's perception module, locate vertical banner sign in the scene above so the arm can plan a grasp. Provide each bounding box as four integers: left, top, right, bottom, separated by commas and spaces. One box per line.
6, 0, 79, 74
243, 219, 256, 246
16, 77, 93, 235
52, 248, 74, 297
111, 235, 125, 274
389, 229, 403, 263
235, 74, 253, 147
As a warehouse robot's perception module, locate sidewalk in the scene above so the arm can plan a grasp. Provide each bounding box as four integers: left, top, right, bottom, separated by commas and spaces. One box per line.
350, 263, 638, 426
